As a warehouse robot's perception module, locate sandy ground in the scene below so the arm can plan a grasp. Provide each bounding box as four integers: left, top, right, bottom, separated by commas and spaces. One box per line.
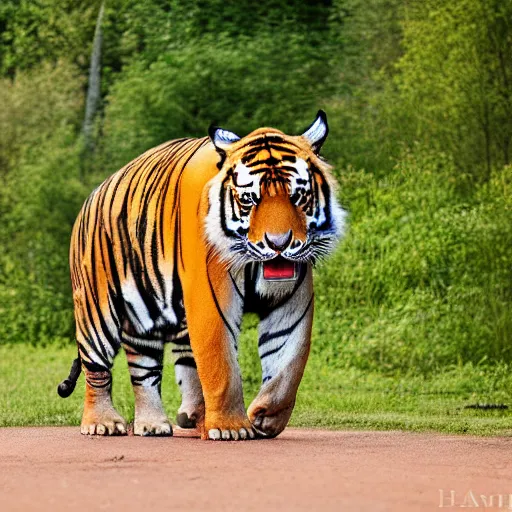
0, 427, 511, 511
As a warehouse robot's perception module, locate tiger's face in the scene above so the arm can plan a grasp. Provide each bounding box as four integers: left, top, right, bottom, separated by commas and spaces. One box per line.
205, 111, 346, 270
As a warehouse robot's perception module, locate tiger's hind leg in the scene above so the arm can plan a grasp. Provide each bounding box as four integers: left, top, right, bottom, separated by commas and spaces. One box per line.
75, 300, 127, 436
169, 332, 204, 428
81, 361, 127, 436
77, 346, 127, 436
121, 329, 172, 436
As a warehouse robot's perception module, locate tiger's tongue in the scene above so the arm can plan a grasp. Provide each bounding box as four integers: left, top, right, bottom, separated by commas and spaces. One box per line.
263, 258, 296, 280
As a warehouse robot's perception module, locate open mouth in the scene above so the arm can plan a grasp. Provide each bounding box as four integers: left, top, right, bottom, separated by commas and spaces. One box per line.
262, 256, 297, 281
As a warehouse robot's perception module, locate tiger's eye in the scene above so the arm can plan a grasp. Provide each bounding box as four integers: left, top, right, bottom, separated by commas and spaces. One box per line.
240, 192, 252, 204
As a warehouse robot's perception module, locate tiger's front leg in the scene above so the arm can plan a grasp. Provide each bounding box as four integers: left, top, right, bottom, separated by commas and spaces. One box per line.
184, 257, 255, 441
248, 267, 314, 438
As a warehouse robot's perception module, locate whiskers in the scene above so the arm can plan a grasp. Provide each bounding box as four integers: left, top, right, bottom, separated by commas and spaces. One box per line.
209, 237, 257, 271
287, 232, 339, 266
212, 232, 339, 270
207, 222, 341, 271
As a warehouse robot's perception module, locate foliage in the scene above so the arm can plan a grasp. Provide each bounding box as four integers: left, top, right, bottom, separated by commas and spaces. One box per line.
101, 32, 333, 170
0, 0, 511, 386
315, 151, 512, 373
326, 0, 405, 171
0, 60, 87, 344
0, 0, 101, 76
0, 132, 88, 344
396, 0, 512, 177
0, 60, 83, 176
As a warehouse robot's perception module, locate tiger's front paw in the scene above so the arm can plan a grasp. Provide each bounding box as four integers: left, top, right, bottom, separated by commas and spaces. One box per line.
248, 400, 295, 439
204, 414, 256, 441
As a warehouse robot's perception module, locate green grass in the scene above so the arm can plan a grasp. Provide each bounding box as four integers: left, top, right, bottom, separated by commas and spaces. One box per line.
293, 366, 512, 435
1, 325, 511, 435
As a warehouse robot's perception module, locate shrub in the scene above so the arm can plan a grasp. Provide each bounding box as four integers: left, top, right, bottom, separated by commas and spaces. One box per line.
313, 149, 512, 373
0, 131, 88, 345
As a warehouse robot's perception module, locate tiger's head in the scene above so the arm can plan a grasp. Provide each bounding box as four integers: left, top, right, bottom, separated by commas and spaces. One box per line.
204, 111, 346, 270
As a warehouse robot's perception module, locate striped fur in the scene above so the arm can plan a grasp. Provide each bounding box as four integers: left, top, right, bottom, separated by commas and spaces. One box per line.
67, 111, 345, 439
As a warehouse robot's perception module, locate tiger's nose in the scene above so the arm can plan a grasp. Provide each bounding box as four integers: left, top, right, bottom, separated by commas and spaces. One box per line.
265, 230, 292, 252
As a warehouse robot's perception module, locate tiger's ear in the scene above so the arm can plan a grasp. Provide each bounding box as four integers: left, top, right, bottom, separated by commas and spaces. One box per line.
208, 124, 241, 152
301, 110, 329, 154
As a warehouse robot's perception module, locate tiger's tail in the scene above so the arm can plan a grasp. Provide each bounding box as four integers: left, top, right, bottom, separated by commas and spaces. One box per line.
57, 355, 82, 398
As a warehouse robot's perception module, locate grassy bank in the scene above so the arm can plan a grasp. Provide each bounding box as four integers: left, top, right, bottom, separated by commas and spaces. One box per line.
1, 336, 511, 436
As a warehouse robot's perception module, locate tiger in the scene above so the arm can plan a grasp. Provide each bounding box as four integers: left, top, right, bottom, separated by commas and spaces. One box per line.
58, 110, 346, 440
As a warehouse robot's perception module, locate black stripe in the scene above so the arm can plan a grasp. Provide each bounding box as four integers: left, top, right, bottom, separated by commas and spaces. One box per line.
121, 336, 163, 361
245, 156, 281, 168
206, 250, 238, 345
174, 356, 197, 368
229, 271, 244, 300
81, 358, 110, 373
87, 378, 112, 389
259, 294, 314, 353
130, 371, 162, 386
85, 231, 120, 353
127, 362, 163, 371
260, 340, 288, 359
219, 174, 239, 238
171, 348, 193, 354
81, 280, 111, 362
171, 333, 191, 346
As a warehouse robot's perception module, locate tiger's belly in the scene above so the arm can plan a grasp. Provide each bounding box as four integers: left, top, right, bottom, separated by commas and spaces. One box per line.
120, 262, 304, 338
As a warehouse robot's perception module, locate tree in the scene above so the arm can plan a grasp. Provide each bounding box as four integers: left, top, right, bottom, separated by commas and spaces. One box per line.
396, 0, 512, 178
82, 2, 105, 169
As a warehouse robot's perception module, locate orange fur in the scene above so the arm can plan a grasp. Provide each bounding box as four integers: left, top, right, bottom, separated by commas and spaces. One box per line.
248, 191, 307, 243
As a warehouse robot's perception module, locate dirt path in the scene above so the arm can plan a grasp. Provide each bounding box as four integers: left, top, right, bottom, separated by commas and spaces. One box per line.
0, 427, 511, 511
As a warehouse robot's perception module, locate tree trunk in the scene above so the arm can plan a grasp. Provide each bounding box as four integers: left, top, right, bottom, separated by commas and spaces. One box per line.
81, 2, 104, 179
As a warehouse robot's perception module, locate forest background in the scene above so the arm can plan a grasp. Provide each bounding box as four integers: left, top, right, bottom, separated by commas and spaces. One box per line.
0, 0, 511, 432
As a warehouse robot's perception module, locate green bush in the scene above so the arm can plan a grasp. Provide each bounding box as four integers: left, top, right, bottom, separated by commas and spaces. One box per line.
0, 61, 83, 176
0, 61, 87, 344
313, 150, 512, 373
0, 131, 88, 345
